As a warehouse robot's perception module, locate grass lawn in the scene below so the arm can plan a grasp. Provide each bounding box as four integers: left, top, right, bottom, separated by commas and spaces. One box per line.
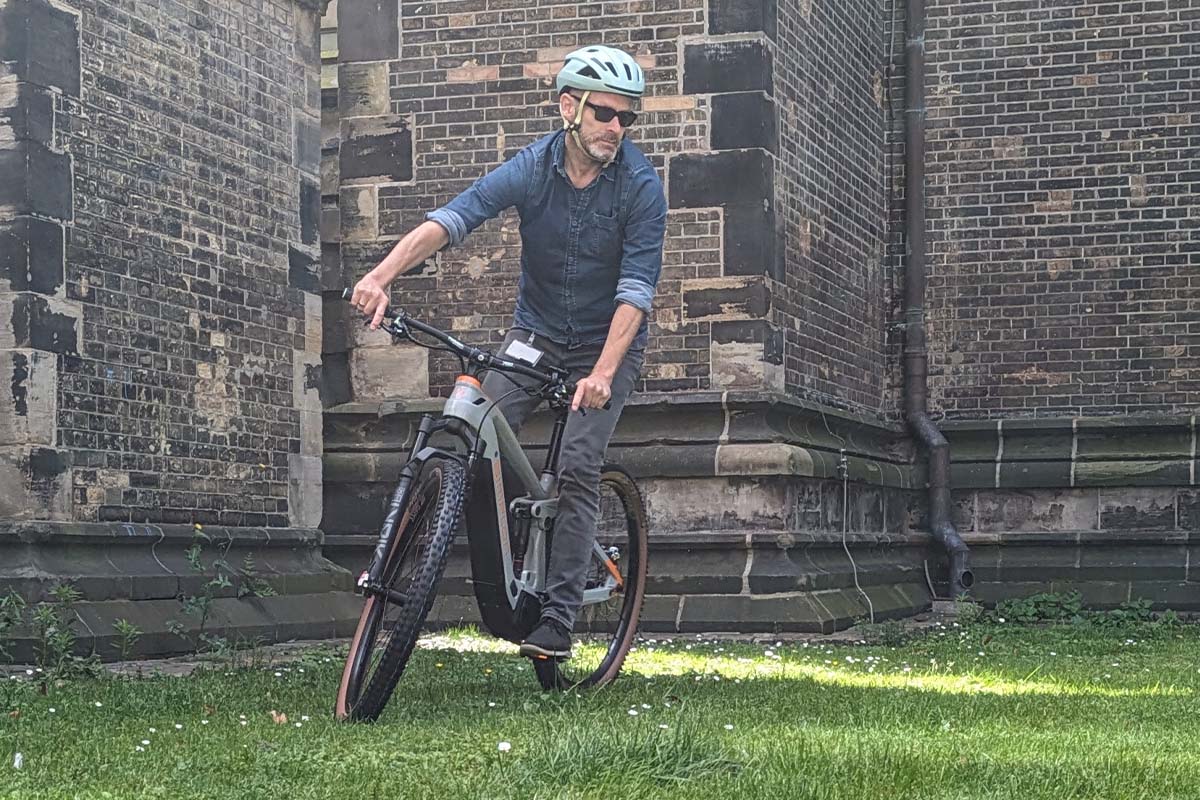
2, 621, 1198, 799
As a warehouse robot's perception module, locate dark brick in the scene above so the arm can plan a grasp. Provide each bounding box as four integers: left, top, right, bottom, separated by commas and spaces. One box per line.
301, 178, 320, 245
8, 294, 77, 354
711, 320, 771, 346
339, 117, 413, 183
289, 245, 319, 292
319, 351, 352, 407
709, 0, 776, 38
710, 319, 784, 366
5, 82, 54, 144
0, 141, 72, 221
668, 150, 773, 209
683, 279, 770, 320
28, 446, 68, 477
337, 0, 399, 62
0, 0, 81, 96
296, 115, 321, 175
1100, 489, 1177, 531
1181, 492, 1200, 531
711, 92, 777, 153
0, 216, 63, 294
683, 40, 772, 95
723, 202, 780, 278
320, 242, 343, 291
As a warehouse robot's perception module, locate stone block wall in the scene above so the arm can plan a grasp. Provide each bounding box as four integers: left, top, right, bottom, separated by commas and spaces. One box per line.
0, 0, 368, 662
1, 0, 82, 522
0, 521, 361, 661
318, 0, 1200, 629
943, 416, 1199, 608
323, 392, 940, 632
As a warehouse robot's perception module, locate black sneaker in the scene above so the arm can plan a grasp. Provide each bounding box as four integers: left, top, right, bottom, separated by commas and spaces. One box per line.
519, 618, 573, 659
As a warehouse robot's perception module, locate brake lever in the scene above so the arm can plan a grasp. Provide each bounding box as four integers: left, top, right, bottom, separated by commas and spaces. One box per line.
375, 317, 409, 341
561, 380, 612, 416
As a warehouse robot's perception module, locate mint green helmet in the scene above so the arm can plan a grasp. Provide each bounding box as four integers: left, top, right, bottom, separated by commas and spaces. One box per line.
555, 45, 645, 98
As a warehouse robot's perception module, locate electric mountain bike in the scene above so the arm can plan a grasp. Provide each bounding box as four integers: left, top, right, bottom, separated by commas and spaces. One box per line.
334, 290, 649, 722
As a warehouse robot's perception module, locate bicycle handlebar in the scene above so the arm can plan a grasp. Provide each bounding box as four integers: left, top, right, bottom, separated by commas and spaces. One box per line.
342, 288, 606, 405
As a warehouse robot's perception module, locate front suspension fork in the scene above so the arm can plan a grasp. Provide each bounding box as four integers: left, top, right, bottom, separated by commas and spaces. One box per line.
359, 413, 437, 592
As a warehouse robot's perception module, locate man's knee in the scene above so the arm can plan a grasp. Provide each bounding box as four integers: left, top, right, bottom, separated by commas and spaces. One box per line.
558, 457, 601, 492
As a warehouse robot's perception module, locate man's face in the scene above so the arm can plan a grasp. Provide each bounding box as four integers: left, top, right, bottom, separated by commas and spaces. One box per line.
561, 90, 634, 163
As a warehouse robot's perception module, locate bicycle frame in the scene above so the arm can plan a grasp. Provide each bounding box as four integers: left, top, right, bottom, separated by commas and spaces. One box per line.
448, 376, 623, 642
340, 289, 624, 644
361, 373, 621, 644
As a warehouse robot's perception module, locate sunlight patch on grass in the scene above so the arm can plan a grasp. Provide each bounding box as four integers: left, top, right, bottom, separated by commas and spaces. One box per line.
616, 642, 1196, 700
785, 660, 1196, 699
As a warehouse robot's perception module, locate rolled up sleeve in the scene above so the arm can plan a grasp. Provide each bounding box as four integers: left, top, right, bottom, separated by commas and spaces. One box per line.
614, 171, 667, 313
615, 277, 655, 313
425, 147, 533, 247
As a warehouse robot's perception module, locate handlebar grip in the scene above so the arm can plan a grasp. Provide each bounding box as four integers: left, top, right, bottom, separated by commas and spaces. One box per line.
343, 287, 396, 320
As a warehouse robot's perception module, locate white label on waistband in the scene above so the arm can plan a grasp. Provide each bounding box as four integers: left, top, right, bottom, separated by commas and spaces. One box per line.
505, 339, 544, 366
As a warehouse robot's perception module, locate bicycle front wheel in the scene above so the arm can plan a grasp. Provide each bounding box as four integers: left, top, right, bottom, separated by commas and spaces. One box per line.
335, 455, 465, 721
534, 463, 648, 690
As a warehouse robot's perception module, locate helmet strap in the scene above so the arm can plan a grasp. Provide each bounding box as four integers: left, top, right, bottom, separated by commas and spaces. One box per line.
564, 89, 588, 139
563, 90, 615, 167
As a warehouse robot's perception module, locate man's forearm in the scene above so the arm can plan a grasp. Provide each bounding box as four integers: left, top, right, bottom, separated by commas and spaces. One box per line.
366, 221, 450, 285
592, 303, 645, 378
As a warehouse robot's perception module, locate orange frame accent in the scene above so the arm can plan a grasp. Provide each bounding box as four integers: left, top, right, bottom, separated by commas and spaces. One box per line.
601, 555, 624, 590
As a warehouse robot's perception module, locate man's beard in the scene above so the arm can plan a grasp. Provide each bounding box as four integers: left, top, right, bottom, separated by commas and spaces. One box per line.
583, 133, 620, 163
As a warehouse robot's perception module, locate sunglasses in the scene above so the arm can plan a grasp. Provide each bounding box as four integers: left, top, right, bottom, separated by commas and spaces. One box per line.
569, 94, 638, 128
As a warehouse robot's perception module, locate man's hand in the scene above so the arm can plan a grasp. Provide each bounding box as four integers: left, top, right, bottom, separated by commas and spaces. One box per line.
571, 371, 612, 412
350, 275, 390, 330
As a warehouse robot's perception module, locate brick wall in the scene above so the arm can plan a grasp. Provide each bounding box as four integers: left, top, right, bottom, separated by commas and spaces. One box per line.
921, 0, 1200, 419
0, 0, 325, 526
774, 0, 889, 413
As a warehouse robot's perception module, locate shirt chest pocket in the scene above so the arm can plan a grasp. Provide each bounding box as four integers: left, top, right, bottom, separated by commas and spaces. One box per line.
585, 212, 623, 265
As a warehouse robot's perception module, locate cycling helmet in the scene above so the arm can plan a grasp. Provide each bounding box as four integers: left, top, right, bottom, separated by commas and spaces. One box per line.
555, 45, 645, 98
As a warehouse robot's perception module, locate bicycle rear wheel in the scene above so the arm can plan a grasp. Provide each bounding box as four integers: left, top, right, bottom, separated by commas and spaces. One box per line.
533, 464, 648, 690
335, 455, 465, 721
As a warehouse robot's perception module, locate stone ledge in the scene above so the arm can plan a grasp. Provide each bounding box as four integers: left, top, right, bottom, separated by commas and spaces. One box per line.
426, 585, 930, 635
1, 521, 352, 609
0, 520, 324, 547
943, 414, 1198, 489
325, 527, 933, 556
324, 392, 915, 488
961, 529, 1197, 546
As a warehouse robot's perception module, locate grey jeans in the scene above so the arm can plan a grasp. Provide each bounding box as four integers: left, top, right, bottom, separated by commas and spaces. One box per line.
481, 328, 643, 630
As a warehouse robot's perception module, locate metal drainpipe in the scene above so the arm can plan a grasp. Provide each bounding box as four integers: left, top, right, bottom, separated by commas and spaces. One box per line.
903, 0, 974, 598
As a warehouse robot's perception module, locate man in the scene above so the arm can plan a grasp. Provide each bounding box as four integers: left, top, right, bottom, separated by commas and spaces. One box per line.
350, 45, 667, 659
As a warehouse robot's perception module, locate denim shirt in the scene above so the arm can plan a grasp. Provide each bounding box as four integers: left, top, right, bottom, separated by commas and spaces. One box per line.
426, 130, 666, 351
